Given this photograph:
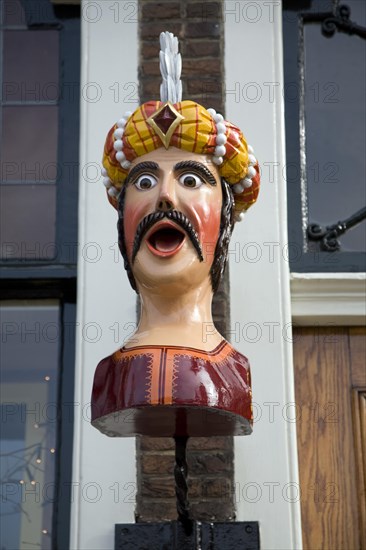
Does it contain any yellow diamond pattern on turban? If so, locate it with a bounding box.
[147,101,184,149]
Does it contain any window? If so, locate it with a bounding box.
[0,0,80,268]
[1,301,60,549]
[0,1,80,548]
[283,0,366,271]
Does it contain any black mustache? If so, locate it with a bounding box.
[132,210,204,262]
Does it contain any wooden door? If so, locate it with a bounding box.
[293,327,366,550]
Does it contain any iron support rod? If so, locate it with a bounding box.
[174,436,192,535]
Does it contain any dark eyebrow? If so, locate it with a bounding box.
[125,161,159,185]
[174,161,217,186]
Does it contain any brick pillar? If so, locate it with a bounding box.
[136,0,235,523]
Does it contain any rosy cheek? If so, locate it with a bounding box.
[123,200,146,261]
[193,201,221,262]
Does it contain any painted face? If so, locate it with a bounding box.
[122,148,223,291]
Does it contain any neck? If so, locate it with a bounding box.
[125,279,222,351]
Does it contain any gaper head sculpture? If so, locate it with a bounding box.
[91,33,260,438]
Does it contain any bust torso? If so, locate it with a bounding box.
[91,340,252,437]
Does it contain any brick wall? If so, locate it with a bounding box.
[138,1,224,111]
[136,0,235,523]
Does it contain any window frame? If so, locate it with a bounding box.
[0,0,80,270]
[0,1,80,547]
[1,280,76,550]
[282,0,366,272]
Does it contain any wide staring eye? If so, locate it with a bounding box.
[179,173,203,188]
[134,174,158,191]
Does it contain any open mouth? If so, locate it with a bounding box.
[146,222,186,257]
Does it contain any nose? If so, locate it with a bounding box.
[157,198,174,212]
[156,173,176,212]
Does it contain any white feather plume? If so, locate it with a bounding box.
[159,31,182,103]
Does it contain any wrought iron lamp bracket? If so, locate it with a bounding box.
[322,4,366,39]
[307,206,366,251]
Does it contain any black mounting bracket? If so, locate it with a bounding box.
[115,520,260,550]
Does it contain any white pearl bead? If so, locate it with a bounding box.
[108,186,119,198]
[216,122,226,134]
[214,113,224,123]
[103,177,111,188]
[248,154,256,165]
[116,151,125,162]
[113,140,123,151]
[243,177,253,188]
[232,182,245,194]
[124,111,132,118]
[216,134,227,145]
[247,166,256,178]
[212,156,223,165]
[207,108,216,117]
[114,128,124,139]
[248,145,254,154]
[121,160,131,170]
[117,118,127,128]
[215,145,226,156]
[238,212,245,222]
[101,167,108,177]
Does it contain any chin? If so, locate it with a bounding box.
[132,250,213,295]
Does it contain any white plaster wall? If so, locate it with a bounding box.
[71,3,139,549]
[225,2,303,549]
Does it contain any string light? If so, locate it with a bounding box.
[19,480,24,484]
[34,423,39,428]
[42,529,48,535]
[50,448,56,454]
[36,458,42,464]
[44,376,50,381]
[31,480,36,485]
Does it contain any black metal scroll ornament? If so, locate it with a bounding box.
[322,4,366,39]
[307,206,366,251]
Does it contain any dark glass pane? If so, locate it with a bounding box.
[3,30,59,102]
[0,301,59,550]
[1,106,58,182]
[0,185,56,260]
[304,2,366,252]
[1,0,27,26]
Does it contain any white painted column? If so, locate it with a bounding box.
[71,3,138,549]
[225,2,303,548]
